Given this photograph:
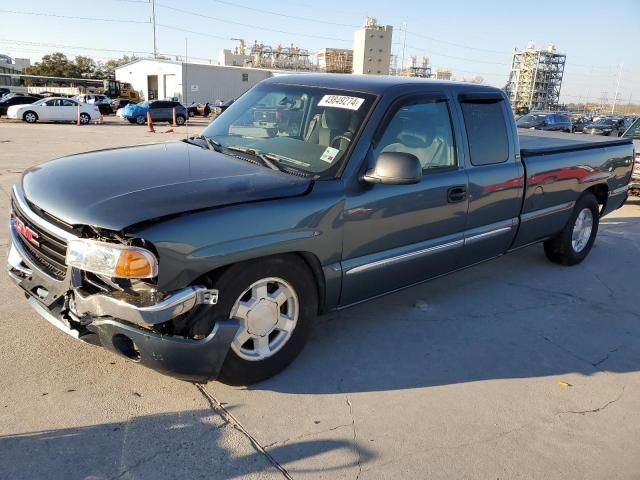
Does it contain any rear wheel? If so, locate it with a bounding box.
[79,113,90,125]
[211,255,317,385]
[135,115,146,125]
[23,111,38,123]
[543,192,599,265]
[175,114,186,126]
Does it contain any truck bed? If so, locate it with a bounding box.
[518,129,632,156]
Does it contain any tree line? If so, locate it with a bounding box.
[24,52,138,79]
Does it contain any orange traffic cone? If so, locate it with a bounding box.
[172,107,177,127]
[147,112,155,133]
[76,104,81,126]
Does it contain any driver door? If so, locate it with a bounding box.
[340,94,468,305]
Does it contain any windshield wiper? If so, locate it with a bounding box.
[225,145,282,172]
[184,135,223,152]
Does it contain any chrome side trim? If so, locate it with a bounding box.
[521,201,575,223]
[12,184,78,242]
[27,297,80,339]
[464,226,514,245]
[345,239,464,276]
[609,185,629,196]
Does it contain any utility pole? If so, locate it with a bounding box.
[401,22,407,75]
[151,0,157,58]
[611,63,623,115]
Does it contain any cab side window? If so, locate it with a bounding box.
[377,100,456,172]
[460,100,509,166]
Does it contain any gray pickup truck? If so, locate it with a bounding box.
[8,75,634,385]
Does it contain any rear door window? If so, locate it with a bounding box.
[460,99,509,166]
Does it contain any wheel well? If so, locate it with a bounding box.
[197,252,327,314]
[585,184,608,214]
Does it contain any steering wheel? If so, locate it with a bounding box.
[331,135,352,149]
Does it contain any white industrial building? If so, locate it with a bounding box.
[352,17,393,75]
[114,58,272,103]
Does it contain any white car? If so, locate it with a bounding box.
[6,97,100,124]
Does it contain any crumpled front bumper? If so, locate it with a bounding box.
[7,220,238,382]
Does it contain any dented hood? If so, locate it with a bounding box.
[21,141,311,231]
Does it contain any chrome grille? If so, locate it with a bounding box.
[11,199,69,281]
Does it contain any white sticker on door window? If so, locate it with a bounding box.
[318,95,365,111]
[320,146,340,163]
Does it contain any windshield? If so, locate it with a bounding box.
[201,84,375,177]
[517,114,546,124]
[623,118,640,140]
[594,118,614,126]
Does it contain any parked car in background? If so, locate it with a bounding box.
[623,117,640,194]
[0,95,42,117]
[571,116,592,133]
[147,100,188,124]
[187,102,211,117]
[6,97,100,124]
[583,117,626,136]
[74,94,113,115]
[0,87,10,98]
[214,99,235,116]
[120,100,188,125]
[516,112,573,133]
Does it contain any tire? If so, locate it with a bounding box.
[135,115,146,125]
[543,192,599,266]
[79,113,90,125]
[127,118,136,124]
[23,111,38,123]
[211,255,317,385]
[175,114,186,126]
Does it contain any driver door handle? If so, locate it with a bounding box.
[447,186,467,203]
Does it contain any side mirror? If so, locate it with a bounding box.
[363,152,422,185]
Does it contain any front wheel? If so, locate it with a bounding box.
[79,113,90,125]
[175,114,186,126]
[23,111,38,123]
[135,115,146,125]
[211,255,317,385]
[543,192,599,265]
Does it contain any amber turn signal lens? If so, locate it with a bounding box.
[115,250,154,278]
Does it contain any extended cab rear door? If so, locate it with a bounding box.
[454,92,524,265]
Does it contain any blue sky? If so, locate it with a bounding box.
[1,0,639,104]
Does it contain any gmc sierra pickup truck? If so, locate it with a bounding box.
[8,75,634,385]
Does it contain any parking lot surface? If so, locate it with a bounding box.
[1,119,639,479]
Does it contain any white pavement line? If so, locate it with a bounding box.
[195,384,294,480]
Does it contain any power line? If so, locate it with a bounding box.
[403,29,508,55]
[0,38,213,63]
[157,24,232,41]
[206,0,358,27]
[155,3,351,42]
[405,43,510,66]
[0,8,150,24]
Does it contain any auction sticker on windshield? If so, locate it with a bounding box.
[318,95,365,111]
[320,146,340,163]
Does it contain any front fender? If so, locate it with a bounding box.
[133,181,345,308]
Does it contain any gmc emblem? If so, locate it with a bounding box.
[14,216,40,247]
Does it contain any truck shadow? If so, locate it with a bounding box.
[0,408,373,480]
[251,215,640,395]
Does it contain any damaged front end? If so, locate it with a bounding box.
[7,185,238,382]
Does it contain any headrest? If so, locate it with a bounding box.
[321,108,351,131]
[397,129,432,148]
